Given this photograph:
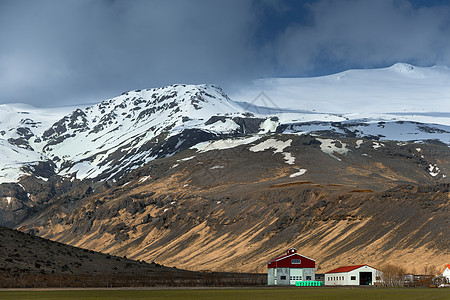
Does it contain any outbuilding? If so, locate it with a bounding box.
[267,248,316,285]
[325,264,381,286]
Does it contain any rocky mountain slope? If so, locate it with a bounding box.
[14,134,450,274]
[0,63,449,275]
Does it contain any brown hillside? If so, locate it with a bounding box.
[10,135,450,274]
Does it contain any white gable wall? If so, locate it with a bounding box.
[325,270,358,285]
[442,266,450,282]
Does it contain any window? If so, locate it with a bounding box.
[306,276,311,281]
[291,259,301,264]
[351,276,356,280]
[290,276,292,280]
[280,276,286,280]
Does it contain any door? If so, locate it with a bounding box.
[359,272,372,285]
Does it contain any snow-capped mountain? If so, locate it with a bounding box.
[35,84,256,180]
[231,63,450,116]
[0,63,449,184]
[0,84,257,183]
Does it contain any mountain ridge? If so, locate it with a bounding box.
[1,65,449,185]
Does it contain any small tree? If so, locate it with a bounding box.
[419,265,438,286]
[432,275,448,286]
[423,265,438,276]
[380,264,406,287]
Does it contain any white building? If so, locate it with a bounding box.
[325,265,382,286]
[441,264,450,283]
[267,248,316,285]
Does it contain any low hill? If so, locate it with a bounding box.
[0,226,264,288]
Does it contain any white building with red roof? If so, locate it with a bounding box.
[441,264,450,283]
[267,248,316,285]
[325,264,382,286]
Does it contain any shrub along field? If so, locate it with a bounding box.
[0,288,448,300]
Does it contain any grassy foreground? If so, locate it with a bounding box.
[0,287,449,300]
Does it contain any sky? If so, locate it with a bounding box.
[0,0,450,107]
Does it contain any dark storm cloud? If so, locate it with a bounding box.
[272,0,450,75]
[0,0,262,106]
[0,0,449,106]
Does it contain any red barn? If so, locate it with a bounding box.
[267,248,316,285]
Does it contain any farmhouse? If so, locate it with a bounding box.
[441,264,450,283]
[267,248,315,285]
[325,265,381,286]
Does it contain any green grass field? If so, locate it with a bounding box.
[0,287,449,300]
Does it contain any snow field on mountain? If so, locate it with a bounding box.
[0,103,76,138]
[282,121,450,144]
[249,139,291,153]
[194,136,259,152]
[258,118,279,133]
[249,138,295,165]
[0,139,44,183]
[316,138,349,161]
[210,165,224,170]
[139,175,151,183]
[428,164,441,177]
[231,63,450,115]
[290,168,307,178]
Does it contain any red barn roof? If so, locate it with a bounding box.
[267,248,315,269]
[268,248,298,262]
[326,265,379,274]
